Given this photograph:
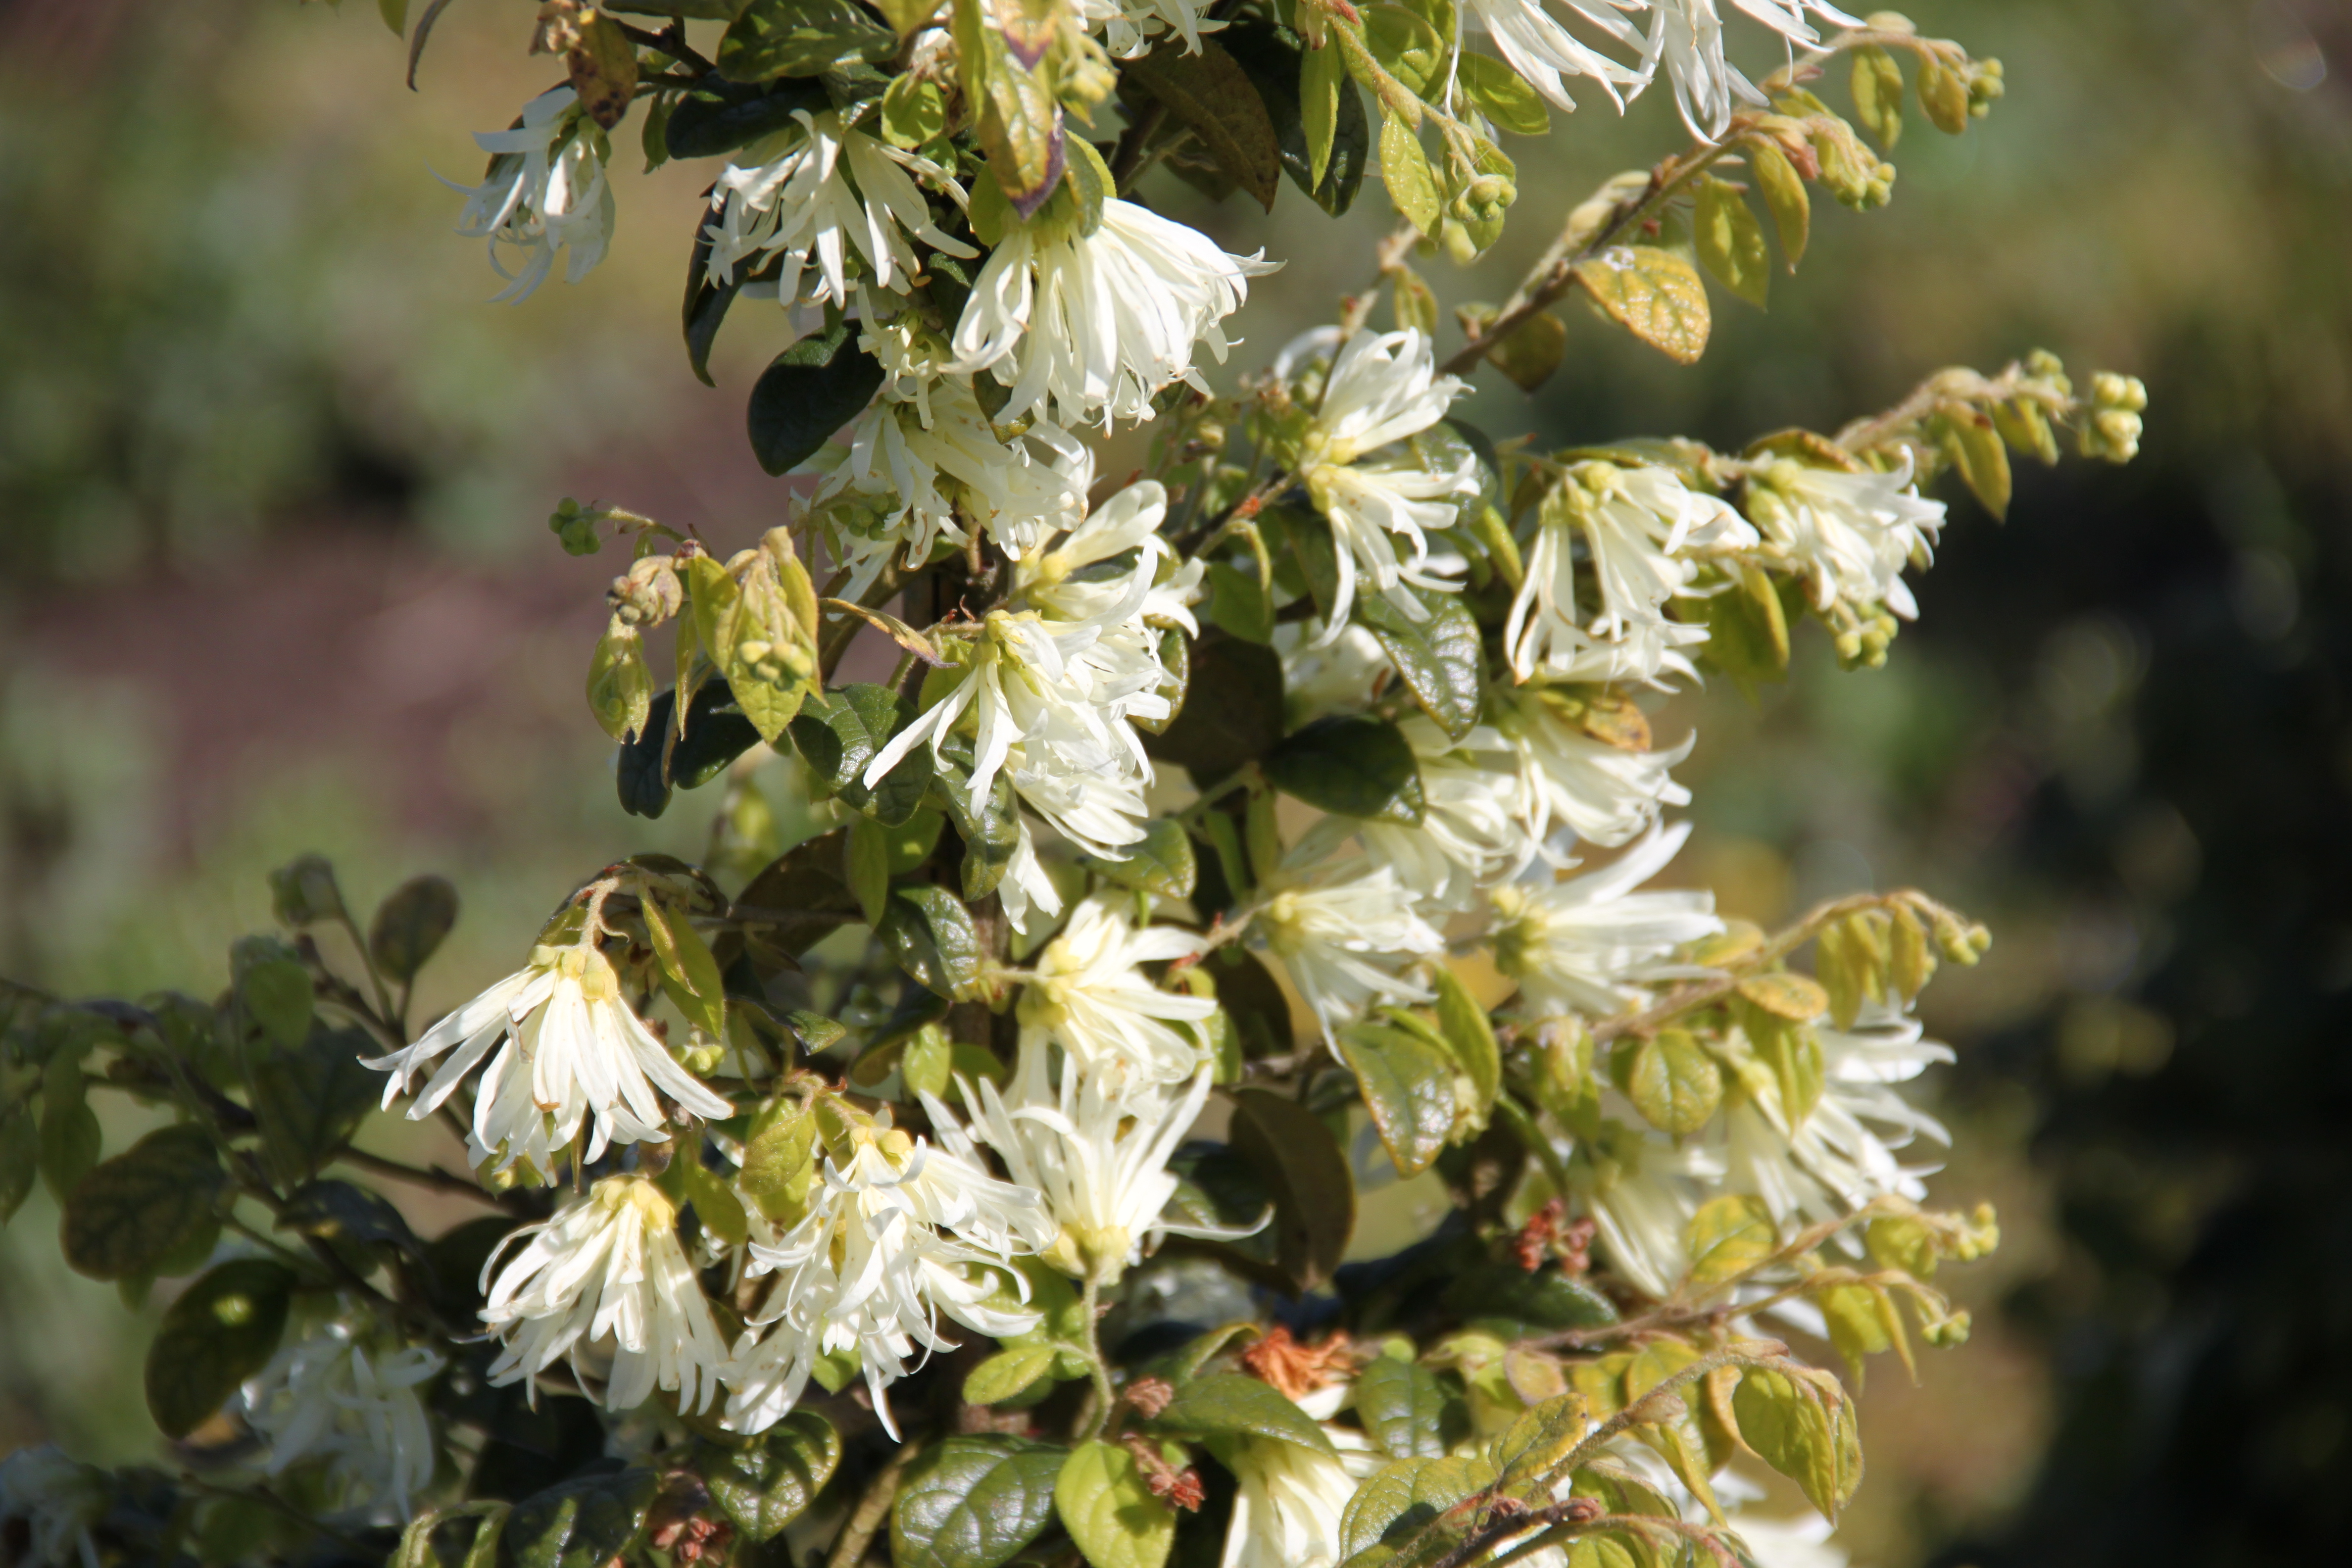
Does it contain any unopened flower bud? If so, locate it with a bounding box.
[268,854,347,928]
[609,556,683,625]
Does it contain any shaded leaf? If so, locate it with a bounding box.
[1143,634,1285,784]
[791,683,934,825]
[747,318,884,475]
[502,1470,660,1568]
[1267,717,1424,825]
[666,71,829,157]
[62,1124,223,1281]
[146,1259,294,1439]
[1128,42,1282,210]
[371,875,460,986]
[1089,817,1197,900]
[250,1026,380,1188]
[718,0,897,82]
[1228,1088,1354,1291]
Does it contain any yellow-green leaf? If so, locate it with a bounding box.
[1429,967,1501,1114]
[1684,1193,1777,1287]
[1849,46,1903,148]
[1379,115,1442,237]
[1917,56,1970,135]
[1622,1029,1722,1136]
[1735,973,1828,1022]
[1944,412,2013,519]
[1747,139,1810,269]
[1057,1441,1175,1568]
[1571,246,1711,365]
[1693,178,1769,310]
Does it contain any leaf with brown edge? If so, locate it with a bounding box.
[568,13,641,130]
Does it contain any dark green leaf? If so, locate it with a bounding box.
[268,853,347,927]
[1210,949,1293,1059]
[747,318,884,476]
[790,684,933,824]
[1336,1021,1457,1177]
[884,886,984,999]
[667,70,831,157]
[931,734,1022,899]
[501,1470,660,1568]
[1150,1372,1334,1455]
[146,1260,294,1439]
[1355,589,1483,741]
[279,1178,422,1257]
[1127,41,1282,211]
[1266,717,1425,825]
[0,1101,36,1224]
[892,1437,1067,1568]
[1228,1087,1354,1291]
[718,0,897,83]
[1143,634,1285,784]
[251,1026,380,1188]
[618,682,766,819]
[61,1124,222,1281]
[1440,1265,1618,1331]
[706,1412,843,1542]
[1356,1354,1469,1459]
[371,875,459,986]
[1201,559,1274,645]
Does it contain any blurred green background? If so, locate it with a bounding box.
[1,2,2346,1565]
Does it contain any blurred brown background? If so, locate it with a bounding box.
[2,3,2347,1565]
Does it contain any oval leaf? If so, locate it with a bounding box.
[895,1436,1067,1568]
[146,1259,294,1439]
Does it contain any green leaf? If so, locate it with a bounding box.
[1152,1372,1335,1454]
[882,72,947,148]
[1142,634,1286,784]
[1128,42,1282,211]
[1620,1029,1722,1136]
[705,1412,842,1543]
[1465,308,1568,393]
[1693,178,1770,310]
[1684,1194,1777,1287]
[1426,968,1501,1114]
[1057,1441,1176,1568]
[668,71,831,157]
[791,684,933,825]
[1355,589,1484,742]
[585,616,653,745]
[1730,1367,1860,1518]
[847,816,894,927]
[146,1259,294,1439]
[718,0,898,82]
[1089,817,1197,900]
[370,875,459,985]
[748,318,884,475]
[1337,1021,1457,1178]
[278,1178,421,1259]
[1748,139,1810,268]
[1743,1007,1827,1127]
[1378,115,1442,237]
[378,0,408,38]
[956,0,1067,217]
[1849,46,1904,147]
[1457,51,1547,135]
[1357,1354,1470,1459]
[1202,558,1274,644]
[1212,949,1294,1060]
[0,1101,36,1224]
[735,828,864,960]
[239,958,313,1051]
[965,1344,1059,1407]
[1362,5,1445,97]
[1698,561,1792,691]
[268,853,348,928]
[1223,25,1369,217]
[62,1125,224,1282]
[250,1026,380,1188]
[1267,717,1425,825]
[1228,1087,1354,1291]
[1337,1454,1497,1561]
[895,1437,1067,1568]
[645,895,728,1040]
[37,1091,100,1205]
[932,737,1023,899]
[502,1470,661,1568]
[739,1104,821,1223]
[1571,246,1711,365]
[1301,37,1343,189]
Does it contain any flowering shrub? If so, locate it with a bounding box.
[0,3,2149,1567]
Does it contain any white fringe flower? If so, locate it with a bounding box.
[1749,455,1947,619]
[1217,1429,1383,1568]
[364,936,733,1176]
[444,86,613,302]
[1494,686,1695,851]
[1461,0,1648,112]
[1640,0,1865,141]
[953,199,1274,429]
[480,1176,732,1415]
[1290,327,1479,636]
[934,1064,1244,1282]
[730,1115,1053,1436]
[1489,821,1722,1017]
[242,1322,442,1521]
[1504,462,1757,681]
[702,110,974,308]
[1255,862,1447,1040]
[0,1447,109,1568]
[1015,893,1218,1085]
